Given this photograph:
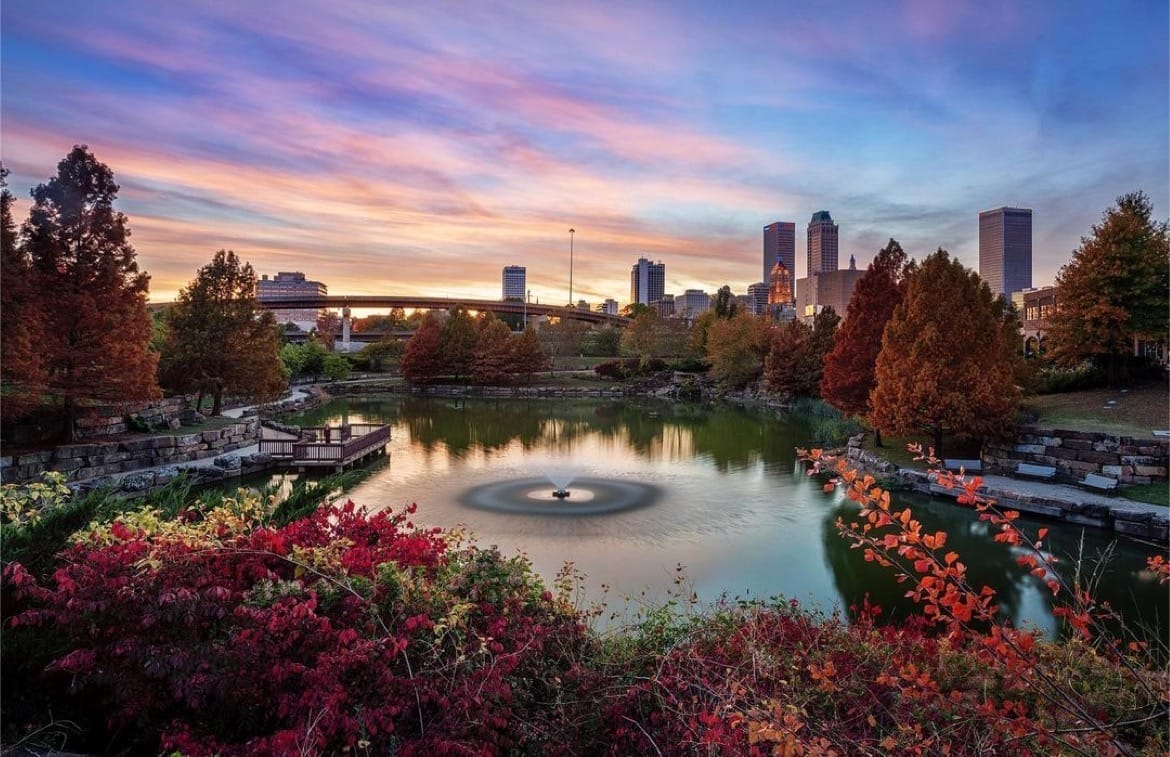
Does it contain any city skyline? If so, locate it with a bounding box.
[2,1,1166,303]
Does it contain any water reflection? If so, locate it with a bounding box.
[285,397,1164,641]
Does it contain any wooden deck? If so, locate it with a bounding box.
[260,423,390,471]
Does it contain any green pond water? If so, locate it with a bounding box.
[282,396,1166,638]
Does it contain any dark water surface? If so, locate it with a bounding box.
[285,396,1166,638]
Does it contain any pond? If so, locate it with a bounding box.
[284,396,1166,638]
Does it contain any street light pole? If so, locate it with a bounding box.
[568,227,575,307]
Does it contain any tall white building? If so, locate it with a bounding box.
[630,257,665,305]
[601,298,619,316]
[502,265,526,301]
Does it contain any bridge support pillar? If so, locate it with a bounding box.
[342,306,352,353]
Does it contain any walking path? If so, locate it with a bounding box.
[974,472,1167,519]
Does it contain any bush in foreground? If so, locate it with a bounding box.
[3,471,1167,755]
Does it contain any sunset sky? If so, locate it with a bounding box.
[2,0,1167,304]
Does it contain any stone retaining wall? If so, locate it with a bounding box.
[1,419,261,485]
[985,428,1169,484]
[75,397,192,439]
[844,446,1169,542]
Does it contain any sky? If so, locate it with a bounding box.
[2,0,1167,305]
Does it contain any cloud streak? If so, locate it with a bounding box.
[2,0,1166,303]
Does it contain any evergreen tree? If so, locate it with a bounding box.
[402,313,444,384]
[1047,191,1169,384]
[713,285,738,318]
[870,249,1020,456]
[160,250,286,415]
[820,241,909,447]
[0,164,47,420]
[22,146,158,439]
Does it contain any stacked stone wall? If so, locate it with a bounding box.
[74,397,191,439]
[1,418,260,485]
[984,428,1168,484]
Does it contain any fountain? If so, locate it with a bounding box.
[546,468,576,500]
[461,472,660,516]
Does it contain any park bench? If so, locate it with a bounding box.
[1078,473,1118,495]
[943,458,982,474]
[1014,462,1057,481]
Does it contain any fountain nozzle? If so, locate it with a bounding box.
[551,489,571,499]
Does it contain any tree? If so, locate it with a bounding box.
[471,317,514,386]
[821,240,909,446]
[764,319,813,398]
[0,164,47,421]
[713,285,738,319]
[512,327,549,384]
[22,146,159,439]
[705,312,770,387]
[807,306,840,390]
[402,313,444,384]
[870,249,1020,456]
[538,317,589,370]
[358,338,404,372]
[160,250,286,415]
[686,311,718,359]
[1047,191,1170,384]
[440,306,478,380]
[620,310,662,362]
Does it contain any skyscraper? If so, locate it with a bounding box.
[630,257,665,305]
[979,207,1032,297]
[807,210,839,274]
[763,221,796,290]
[502,265,526,301]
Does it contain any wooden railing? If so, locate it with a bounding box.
[289,424,391,466]
[259,439,295,458]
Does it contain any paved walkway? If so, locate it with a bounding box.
[973,472,1167,519]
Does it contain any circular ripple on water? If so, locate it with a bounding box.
[460,476,661,516]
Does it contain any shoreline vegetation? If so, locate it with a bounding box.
[3,448,1167,755]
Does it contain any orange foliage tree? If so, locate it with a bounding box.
[870,249,1020,456]
[821,239,907,445]
[471,315,514,386]
[21,147,159,439]
[803,445,1169,754]
[1047,191,1170,384]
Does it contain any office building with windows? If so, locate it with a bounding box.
[679,289,711,318]
[747,282,769,316]
[630,257,666,305]
[257,271,327,332]
[979,207,1032,297]
[763,221,796,293]
[807,210,839,275]
[502,265,526,301]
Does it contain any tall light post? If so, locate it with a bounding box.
[568,227,575,307]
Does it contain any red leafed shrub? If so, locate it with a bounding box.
[3,499,598,755]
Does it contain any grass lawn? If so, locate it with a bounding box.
[1022,382,1169,438]
[1119,483,1170,507]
